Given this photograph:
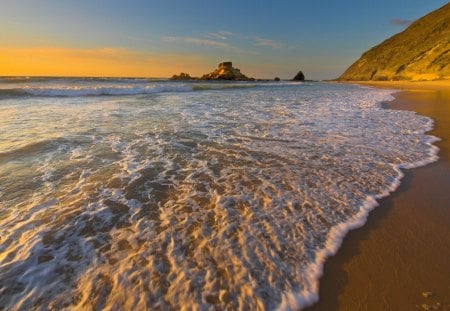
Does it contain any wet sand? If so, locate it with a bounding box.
[307,81,450,310]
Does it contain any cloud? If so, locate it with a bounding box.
[253,37,282,49]
[162,36,228,47]
[390,18,413,26]
[162,34,258,55]
[205,31,233,40]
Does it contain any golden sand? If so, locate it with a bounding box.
[308,82,450,310]
[345,79,450,91]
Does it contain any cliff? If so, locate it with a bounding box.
[339,3,450,81]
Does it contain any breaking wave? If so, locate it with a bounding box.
[0,80,298,99]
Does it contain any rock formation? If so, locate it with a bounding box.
[339,3,450,81]
[170,72,195,80]
[292,71,305,81]
[200,62,254,81]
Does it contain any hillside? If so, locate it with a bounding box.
[339,3,450,81]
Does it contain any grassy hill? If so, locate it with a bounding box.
[339,3,450,81]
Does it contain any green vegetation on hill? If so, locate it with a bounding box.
[339,3,450,81]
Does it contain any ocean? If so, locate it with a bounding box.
[0,77,439,310]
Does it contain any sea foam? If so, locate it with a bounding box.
[0,80,293,98]
[0,81,438,310]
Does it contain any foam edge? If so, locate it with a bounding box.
[278,112,440,311]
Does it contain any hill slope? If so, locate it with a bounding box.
[339,3,450,81]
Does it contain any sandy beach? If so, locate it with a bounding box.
[308,81,450,310]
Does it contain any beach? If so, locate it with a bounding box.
[308,81,450,310]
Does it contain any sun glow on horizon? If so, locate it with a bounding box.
[0,46,214,78]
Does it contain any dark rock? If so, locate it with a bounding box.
[200,62,253,81]
[219,62,233,70]
[170,72,194,80]
[292,71,305,81]
[274,77,281,81]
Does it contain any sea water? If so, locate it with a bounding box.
[0,77,439,310]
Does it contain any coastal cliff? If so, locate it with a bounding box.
[339,2,450,81]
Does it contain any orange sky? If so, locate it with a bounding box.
[1,1,447,79]
[0,46,304,78]
[0,47,213,77]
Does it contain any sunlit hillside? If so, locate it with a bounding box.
[340,3,450,81]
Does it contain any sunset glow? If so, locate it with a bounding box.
[0,47,213,77]
[1,0,447,79]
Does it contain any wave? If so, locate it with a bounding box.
[0,137,69,163]
[0,76,165,84]
[3,82,434,310]
[281,138,440,310]
[0,85,192,98]
[0,89,29,99]
[0,82,295,99]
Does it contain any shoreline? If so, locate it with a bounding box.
[307,81,450,310]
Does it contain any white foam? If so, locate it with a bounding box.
[21,84,193,97]
[0,82,440,310]
[278,90,440,311]
[0,80,302,99]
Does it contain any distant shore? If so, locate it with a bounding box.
[308,80,450,310]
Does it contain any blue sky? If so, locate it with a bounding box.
[1,0,448,78]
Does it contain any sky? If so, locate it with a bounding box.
[0,0,448,79]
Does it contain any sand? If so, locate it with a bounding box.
[307,81,450,310]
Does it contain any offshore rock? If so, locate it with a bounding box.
[292,70,305,81]
[170,72,196,80]
[200,62,254,81]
